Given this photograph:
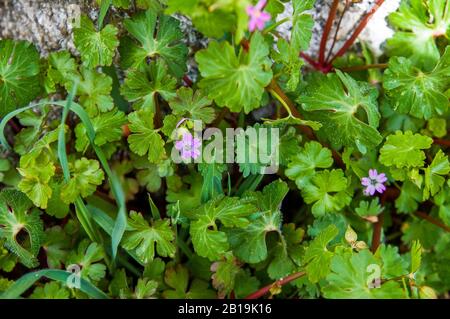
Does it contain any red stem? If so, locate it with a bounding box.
[244,271,306,299]
[300,52,333,73]
[433,138,450,147]
[183,75,193,87]
[325,0,351,63]
[415,211,450,233]
[319,0,340,65]
[371,211,384,252]
[329,0,385,64]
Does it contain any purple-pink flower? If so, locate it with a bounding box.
[175,132,201,160]
[361,169,387,196]
[246,0,271,32]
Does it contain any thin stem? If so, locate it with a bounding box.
[300,52,333,73]
[319,0,340,65]
[329,0,386,64]
[244,271,306,299]
[433,138,450,147]
[264,17,290,35]
[325,0,351,63]
[415,211,450,233]
[266,79,301,118]
[371,211,384,252]
[268,88,293,117]
[339,63,388,72]
[183,75,193,87]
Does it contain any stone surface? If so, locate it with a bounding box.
[0,0,400,59]
[0,0,94,55]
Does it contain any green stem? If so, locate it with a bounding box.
[263,17,290,35]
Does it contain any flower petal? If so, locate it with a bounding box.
[376,173,387,183]
[375,183,386,194]
[361,177,371,186]
[369,169,378,179]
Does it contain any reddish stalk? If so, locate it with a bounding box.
[244,271,306,299]
[415,211,450,233]
[183,75,193,87]
[328,0,386,64]
[300,52,333,73]
[325,0,351,63]
[267,79,315,141]
[433,138,450,147]
[371,211,384,252]
[319,0,340,65]
[8,118,21,133]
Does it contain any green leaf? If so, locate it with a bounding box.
[428,118,447,138]
[61,158,105,204]
[0,40,41,117]
[67,240,106,283]
[395,181,422,214]
[45,51,78,92]
[272,38,304,92]
[128,109,166,164]
[134,156,163,192]
[75,110,127,152]
[42,226,70,269]
[301,169,352,217]
[410,240,422,274]
[423,150,450,199]
[285,141,333,188]
[235,123,279,177]
[211,254,241,298]
[18,160,56,209]
[291,0,315,51]
[322,249,406,298]
[228,180,288,263]
[165,0,248,41]
[375,245,409,279]
[196,32,273,113]
[303,225,338,283]
[299,71,382,152]
[198,161,227,203]
[122,211,176,264]
[355,198,384,217]
[0,189,44,268]
[30,281,70,299]
[387,0,450,70]
[120,10,188,77]
[74,15,119,68]
[379,130,433,168]
[189,196,257,261]
[163,264,216,299]
[68,68,114,116]
[383,48,450,119]
[227,212,281,264]
[121,62,177,111]
[168,87,216,124]
[46,181,70,218]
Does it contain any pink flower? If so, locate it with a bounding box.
[246,0,271,32]
[361,169,387,196]
[175,132,201,160]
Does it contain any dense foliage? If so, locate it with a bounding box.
[0,0,449,299]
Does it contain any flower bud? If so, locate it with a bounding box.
[419,286,437,299]
[345,226,358,244]
[355,241,368,251]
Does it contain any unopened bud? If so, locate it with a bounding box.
[345,226,358,244]
[355,241,368,250]
[419,286,437,299]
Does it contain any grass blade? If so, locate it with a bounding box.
[0,269,108,299]
[0,99,127,260]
